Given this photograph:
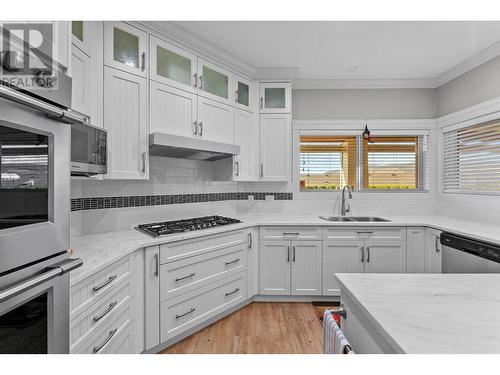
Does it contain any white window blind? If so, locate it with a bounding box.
[299,136,357,190]
[361,136,429,191]
[443,119,500,194]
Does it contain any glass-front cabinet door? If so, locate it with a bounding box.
[259,82,291,114]
[104,22,148,78]
[150,36,198,94]
[198,58,234,105]
[234,75,252,111]
[71,21,90,55]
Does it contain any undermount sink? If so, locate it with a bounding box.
[319,216,355,222]
[319,216,391,222]
[348,216,391,222]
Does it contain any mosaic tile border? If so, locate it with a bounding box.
[71,192,293,212]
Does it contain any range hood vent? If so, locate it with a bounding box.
[149,133,240,161]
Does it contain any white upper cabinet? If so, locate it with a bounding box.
[150,80,197,137]
[197,96,234,144]
[104,66,148,179]
[234,75,252,112]
[71,21,91,55]
[259,113,291,181]
[70,45,91,116]
[234,109,259,181]
[150,36,197,93]
[198,58,234,105]
[104,22,148,78]
[259,82,291,113]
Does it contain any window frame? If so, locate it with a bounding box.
[293,121,433,196]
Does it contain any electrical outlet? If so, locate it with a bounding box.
[265,195,274,201]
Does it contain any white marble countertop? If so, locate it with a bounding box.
[70,213,500,285]
[335,273,500,354]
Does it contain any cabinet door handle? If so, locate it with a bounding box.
[193,73,198,88]
[287,245,290,262]
[199,75,203,90]
[260,163,264,178]
[154,253,159,277]
[193,121,198,135]
[175,307,196,319]
[292,245,296,262]
[225,258,240,266]
[92,328,117,353]
[141,152,146,173]
[225,288,240,297]
[235,89,238,103]
[93,301,117,322]
[260,97,263,109]
[199,122,203,136]
[360,247,365,263]
[93,275,117,292]
[175,273,196,282]
[141,52,146,72]
[366,246,370,263]
[247,233,252,249]
[435,235,441,253]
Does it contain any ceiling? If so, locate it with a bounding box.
[171,21,500,84]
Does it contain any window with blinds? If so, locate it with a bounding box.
[299,134,429,192]
[299,136,357,190]
[361,136,429,190]
[443,119,500,193]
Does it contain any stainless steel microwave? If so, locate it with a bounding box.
[71,122,107,176]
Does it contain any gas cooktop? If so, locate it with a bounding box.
[135,215,242,237]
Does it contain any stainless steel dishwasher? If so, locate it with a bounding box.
[441,232,500,273]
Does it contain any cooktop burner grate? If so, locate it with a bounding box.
[135,215,241,237]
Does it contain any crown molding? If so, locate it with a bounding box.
[138,21,257,78]
[254,67,298,80]
[435,39,500,87]
[292,78,438,89]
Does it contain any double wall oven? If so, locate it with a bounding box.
[0,86,82,353]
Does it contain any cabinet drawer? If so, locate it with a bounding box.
[70,279,131,348]
[160,244,245,301]
[160,230,244,263]
[71,299,132,354]
[70,257,131,317]
[160,272,246,341]
[260,226,322,240]
[324,227,406,241]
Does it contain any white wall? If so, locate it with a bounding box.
[293,89,438,119]
[437,55,500,117]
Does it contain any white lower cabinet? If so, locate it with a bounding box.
[104,66,148,179]
[259,239,322,296]
[322,228,407,295]
[245,228,259,299]
[407,227,426,273]
[425,228,442,273]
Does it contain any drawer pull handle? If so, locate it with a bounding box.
[225,288,240,297]
[175,273,196,282]
[93,301,118,322]
[225,258,240,266]
[93,275,117,292]
[283,232,299,236]
[92,328,117,353]
[356,231,373,234]
[176,307,196,319]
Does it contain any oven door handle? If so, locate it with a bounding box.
[0,258,83,303]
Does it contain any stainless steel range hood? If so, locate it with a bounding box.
[149,133,240,161]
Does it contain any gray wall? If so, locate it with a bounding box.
[292,88,438,119]
[437,54,500,116]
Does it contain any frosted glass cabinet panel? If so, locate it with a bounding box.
[259,82,291,113]
[104,22,148,78]
[198,59,233,105]
[150,36,197,93]
[234,75,252,111]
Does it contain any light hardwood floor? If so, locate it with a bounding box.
[160,302,324,354]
